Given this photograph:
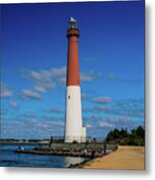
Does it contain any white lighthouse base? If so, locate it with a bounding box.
[65,86,86,143]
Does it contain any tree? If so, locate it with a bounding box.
[136,126,145,139]
[105,126,145,146]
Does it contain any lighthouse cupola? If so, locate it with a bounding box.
[68,17,77,29]
[67,17,80,38]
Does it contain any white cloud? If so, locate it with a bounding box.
[21,89,42,100]
[50,67,66,77]
[24,69,56,88]
[0,82,13,98]
[81,71,102,82]
[50,108,64,113]
[85,123,92,128]
[9,101,18,108]
[99,122,115,128]
[93,96,112,103]
[34,86,47,93]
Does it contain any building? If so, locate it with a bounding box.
[64,17,86,143]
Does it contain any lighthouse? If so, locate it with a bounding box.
[64,17,86,143]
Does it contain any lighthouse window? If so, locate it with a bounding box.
[68,95,70,99]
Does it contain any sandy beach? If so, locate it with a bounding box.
[82,146,145,170]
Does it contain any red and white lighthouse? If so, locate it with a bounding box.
[64,17,86,143]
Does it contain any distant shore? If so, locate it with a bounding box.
[80,146,145,170]
[0,139,49,144]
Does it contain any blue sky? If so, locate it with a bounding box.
[0,1,144,139]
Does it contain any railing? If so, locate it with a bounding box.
[47,136,118,152]
[48,136,106,143]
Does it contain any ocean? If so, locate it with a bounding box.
[0,143,89,168]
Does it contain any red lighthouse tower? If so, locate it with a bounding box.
[64,17,86,143]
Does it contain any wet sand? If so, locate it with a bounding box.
[82,146,145,170]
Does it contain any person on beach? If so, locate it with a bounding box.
[49,136,53,148]
[18,146,24,151]
[104,142,107,155]
[91,150,96,158]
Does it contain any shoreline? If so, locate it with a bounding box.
[13,142,118,158]
[78,145,144,170]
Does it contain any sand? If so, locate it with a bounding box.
[82,146,145,170]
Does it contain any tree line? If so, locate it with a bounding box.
[106,125,145,146]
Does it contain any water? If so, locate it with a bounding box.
[0,143,89,168]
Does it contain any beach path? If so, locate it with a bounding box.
[82,146,145,170]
